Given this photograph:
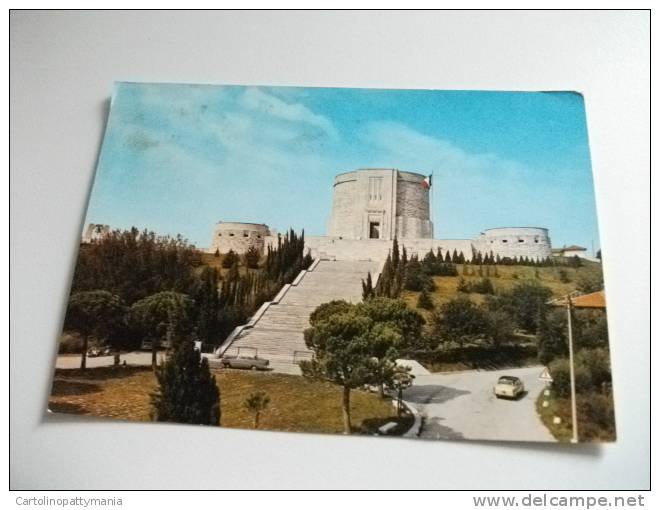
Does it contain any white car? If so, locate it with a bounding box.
[493,375,525,399]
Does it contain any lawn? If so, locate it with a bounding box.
[49,366,412,436]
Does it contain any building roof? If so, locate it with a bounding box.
[561,245,587,251]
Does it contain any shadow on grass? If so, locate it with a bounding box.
[53,365,152,381]
[47,401,88,415]
[50,379,102,397]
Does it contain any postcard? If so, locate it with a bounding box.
[49,83,614,443]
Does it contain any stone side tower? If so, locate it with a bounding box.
[208,222,272,254]
[327,168,433,240]
[473,227,552,261]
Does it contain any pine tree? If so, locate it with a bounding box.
[444,250,452,263]
[151,340,220,425]
[458,251,466,264]
[451,249,459,263]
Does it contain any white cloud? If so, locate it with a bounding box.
[240,87,338,139]
[357,121,527,180]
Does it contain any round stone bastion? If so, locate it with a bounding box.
[474,227,552,260]
[208,222,271,254]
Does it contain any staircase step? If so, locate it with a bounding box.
[218,259,383,374]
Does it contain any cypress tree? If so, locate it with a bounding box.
[362,272,375,301]
[452,249,459,263]
[375,254,394,298]
[151,340,220,425]
[392,238,400,270]
[444,250,452,263]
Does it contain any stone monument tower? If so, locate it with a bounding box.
[327,168,433,240]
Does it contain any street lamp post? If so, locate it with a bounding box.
[565,296,579,443]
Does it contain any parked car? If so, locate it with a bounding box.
[493,375,525,399]
[220,354,270,370]
[87,346,111,357]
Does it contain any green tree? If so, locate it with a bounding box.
[403,258,435,292]
[357,297,425,351]
[483,308,514,347]
[375,254,395,298]
[244,245,261,269]
[65,290,126,370]
[222,249,240,269]
[243,391,270,429]
[430,297,487,347]
[300,304,401,434]
[309,300,355,325]
[387,367,415,416]
[151,340,220,425]
[71,228,200,305]
[361,272,375,301]
[536,308,568,364]
[129,291,194,370]
[192,267,220,345]
[417,289,434,310]
[503,281,553,333]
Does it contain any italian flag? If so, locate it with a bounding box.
[422,174,432,189]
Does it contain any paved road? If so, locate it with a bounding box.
[402,366,555,442]
[55,351,159,369]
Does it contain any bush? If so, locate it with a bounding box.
[576,310,609,349]
[403,261,435,292]
[483,308,514,347]
[576,271,604,293]
[409,343,537,367]
[577,393,616,439]
[431,297,487,346]
[471,278,494,294]
[417,290,434,310]
[549,358,593,398]
[576,347,612,389]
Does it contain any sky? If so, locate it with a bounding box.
[86,82,600,253]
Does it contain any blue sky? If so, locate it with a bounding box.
[86,82,600,252]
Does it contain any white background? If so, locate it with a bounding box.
[9,10,650,489]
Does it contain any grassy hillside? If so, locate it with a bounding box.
[401,261,603,317]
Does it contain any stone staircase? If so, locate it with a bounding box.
[213,259,382,375]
